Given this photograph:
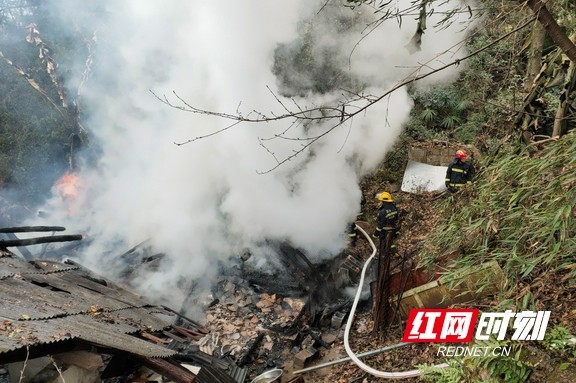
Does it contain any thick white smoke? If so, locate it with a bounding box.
[34,0,476,310]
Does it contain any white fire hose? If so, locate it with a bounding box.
[342,224,449,379]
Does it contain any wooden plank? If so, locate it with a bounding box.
[136,356,197,383]
[141,332,170,344]
[0,226,66,233]
[0,234,82,248]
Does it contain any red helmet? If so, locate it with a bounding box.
[455,149,468,160]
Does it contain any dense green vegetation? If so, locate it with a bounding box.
[421,133,575,303]
[0,59,72,199]
[0,1,88,203]
[360,2,576,380]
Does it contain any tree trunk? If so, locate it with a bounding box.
[515,49,560,138]
[552,58,576,137]
[525,20,546,90]
[525,0,576,63]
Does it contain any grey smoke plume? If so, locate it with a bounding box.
[32,0,476,310]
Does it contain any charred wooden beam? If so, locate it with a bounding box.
[279,243,314,272]
[172,326,202,341]
[173,325,206,339]
[238,332,264,367]
[387,257,414,335]
[119,239,151,259]
[163,330,187,344]
[140,331,171,344]
[310,329,331,349]
[196,365,235,383]
[134,356,196,383]
[62,259,108,286]
[0,234,83,248]
[162,306,209,334]
[373,232,394,337]
[0,226,66,233]
[322,298,352,319]
[247,273,302,296]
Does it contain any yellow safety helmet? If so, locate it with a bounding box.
[376,192,393,202]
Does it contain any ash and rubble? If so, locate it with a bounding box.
[110,228,414,380]
[180,240,375,379]
[0,200,418,382]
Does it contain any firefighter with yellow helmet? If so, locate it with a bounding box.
[373,192,399,240]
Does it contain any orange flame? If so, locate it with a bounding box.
[54,171,83,201]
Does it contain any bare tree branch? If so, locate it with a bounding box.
[151,90,346,123]
[154,15,536,173]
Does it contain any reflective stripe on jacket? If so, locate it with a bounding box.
[376,202,399,232]
[445,159,474,188]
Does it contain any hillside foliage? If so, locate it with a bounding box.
[420,134,575,313]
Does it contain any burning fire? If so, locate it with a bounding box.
[54,171,84,202]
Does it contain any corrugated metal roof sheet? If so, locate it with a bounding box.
[0,314,175,358]
[0,278,76,319]
[0,255,79,279]
[0,315,77,354]
[0,254,178,359]
[29,259,79,273]
[109,307,173,332]
[0,256,39,279]
[52,315,175,358]
[22,273,144,312]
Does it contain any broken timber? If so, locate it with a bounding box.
[238,333,265,367]
[134,356,197,383]
[0,234,83,248]
[372,231,394,336]
[0,226,66,233]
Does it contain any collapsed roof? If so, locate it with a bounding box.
[0,249,210,382]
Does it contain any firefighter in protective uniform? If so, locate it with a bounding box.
[445,149,475,192]
[373,192,399,241]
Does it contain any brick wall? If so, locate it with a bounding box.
[408,141,476,166]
